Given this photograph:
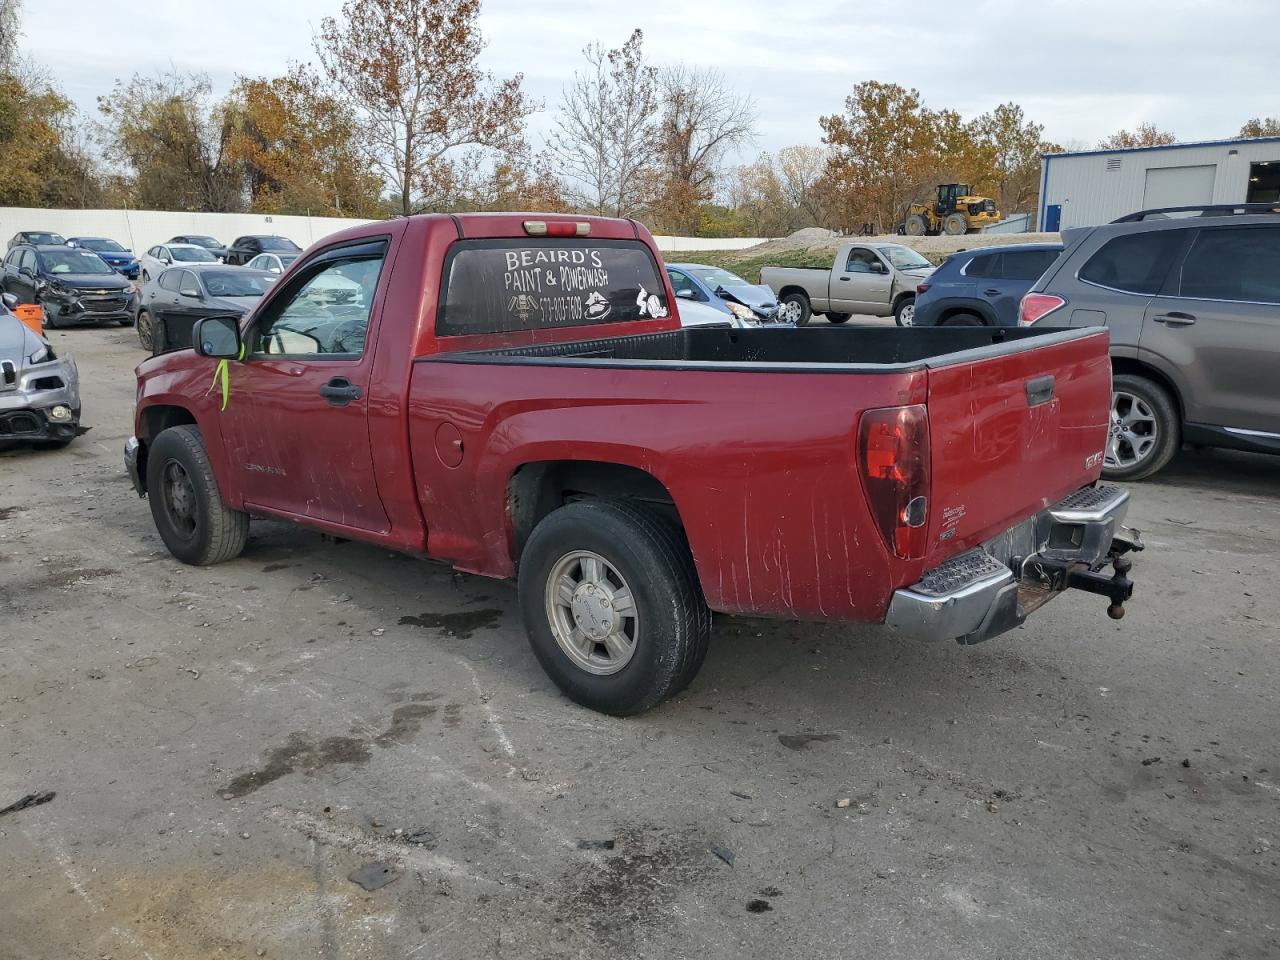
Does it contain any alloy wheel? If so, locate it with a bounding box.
[544,550,639,676]
[1106,391,1159,469]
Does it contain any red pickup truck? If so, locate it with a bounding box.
[126,214,1141,714]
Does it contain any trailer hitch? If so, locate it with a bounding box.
[1031,527,1143,620]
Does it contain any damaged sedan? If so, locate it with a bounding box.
[0,293,80,447]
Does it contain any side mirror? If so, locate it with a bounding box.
[2,291,17,309]
[180,286,203,299]
[163,258,173,265]
[869,262,888,275]
[675,288,695,300]
[192,315,242,359]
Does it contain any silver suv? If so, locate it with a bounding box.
[1020,204,1280,480]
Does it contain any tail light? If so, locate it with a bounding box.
[1019,293,1066,326]
[858,404,930,560]
[916,281,931,294]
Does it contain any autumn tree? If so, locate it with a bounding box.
[225,66,383,217]
[730,145,837,236]
[315,0,534,217]
[0,66,104,207]
[820,81,943,231]
[551,29,658,217]
[1239,117,1280,138]
[98,71,244,211]
[1097,123,1176,149]
[651,65,756,234]
[971,102,1056,214]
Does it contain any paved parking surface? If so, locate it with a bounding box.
[2,326,1278,960]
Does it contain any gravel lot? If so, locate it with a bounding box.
[2,327,1278,960]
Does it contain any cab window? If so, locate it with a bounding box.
[252,243,386,358]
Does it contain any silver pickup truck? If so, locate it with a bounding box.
[762,241,935,326]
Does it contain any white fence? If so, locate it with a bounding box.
[0,206,768,255]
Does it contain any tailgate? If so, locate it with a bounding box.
[924,329,1111,564]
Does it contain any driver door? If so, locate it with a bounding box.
[831,247,891,312]
[221,239,391,533]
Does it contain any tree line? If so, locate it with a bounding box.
[1,0,1276,235]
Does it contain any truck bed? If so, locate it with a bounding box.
[432,325,1100,372]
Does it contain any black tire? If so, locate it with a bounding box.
[517,499,712,716]
[943,213,967,235]
[904,214,928,236]
[825,312,851,324]
[780,291,812,327]
[146,424,248,565]
[40,300,62,330]
[142,270,150,283]
[894,296,916,327]
[136,309,155,352]
[940,312,984,327]
[1101,374,1180,482]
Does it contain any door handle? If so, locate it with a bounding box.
[1151,312,1196,326]
[1025,374,1055,407]
[319,376,362,406]
[838,276,850,282]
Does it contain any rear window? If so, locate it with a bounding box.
[1078,231,1186,295]
[965,253,1000,278]
[1002,249,1061,281]
[1178,225,1280,304]
[438,239,669,336]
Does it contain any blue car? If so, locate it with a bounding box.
[664,262,782,324]
[65,237,140,280]
[913,242,1062,327]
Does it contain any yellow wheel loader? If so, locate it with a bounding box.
[903,184,1002,236]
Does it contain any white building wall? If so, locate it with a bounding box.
[1040,137,1280,229]
[0,206,769,254]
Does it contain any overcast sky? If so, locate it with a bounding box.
[23,0,1278,161]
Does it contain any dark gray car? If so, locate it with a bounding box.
[136,264,276,353]
[1020,204,1280,480]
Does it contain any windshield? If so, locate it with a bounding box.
[26,232,65,245]
[201,271,274,298]
[40,249,115,275]
[172,246,217,263]
[79,238,126,253]
[877,245,933,270]
[261,237,300,251]
[686,266,752,289]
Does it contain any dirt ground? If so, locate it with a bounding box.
[2,327,1278,960]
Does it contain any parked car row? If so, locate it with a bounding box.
[5,231,301,278]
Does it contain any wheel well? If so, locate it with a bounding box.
[892,291,916,310]
[140,404,197,442]
[777,286,809,303]
[1109,358,1185,422]
[508,460,679,560]
[938,305,989,325]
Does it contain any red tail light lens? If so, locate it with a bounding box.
[858,404,931,559]
[1019,293,1066,326]
[916,282,930,294]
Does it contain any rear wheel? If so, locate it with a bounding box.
[894,296,916,327]
[136,309,155,352]
[944,213,968,235]
[517,499,711,716]
[40,299,62,330]
[825,312,851,324]
[1102,374,1180,481]
[146,425,248,565]
[941,312,984,327]
[904,214,928,237]
[779,291,812,326]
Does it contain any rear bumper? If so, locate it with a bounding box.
[886,483,1139,644]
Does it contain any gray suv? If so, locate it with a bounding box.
[1020,204,1280,480]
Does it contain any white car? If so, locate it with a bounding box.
[139,243,218,282]
[246,252,302,275]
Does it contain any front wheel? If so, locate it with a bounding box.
[894,297,916,327]
[944,213,967,235]
[517,500,711,716]
[825,312,851,324]
[778,292,812,326]
[146,424,248,565]
[1101,375,1180,481]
